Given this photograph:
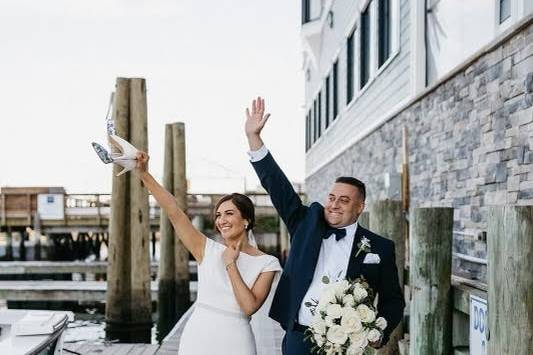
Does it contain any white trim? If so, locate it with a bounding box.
[410,0,426,95]
[359,0,373,12]
[344,9,359,37]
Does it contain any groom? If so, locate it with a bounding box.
[245,98,405,354]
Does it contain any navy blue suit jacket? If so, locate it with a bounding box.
[252,152,405,345]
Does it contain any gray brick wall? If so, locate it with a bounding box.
[306,19,533,282]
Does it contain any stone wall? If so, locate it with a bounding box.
[306,17,533,282]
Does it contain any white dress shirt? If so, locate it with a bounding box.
[297,222,358,326]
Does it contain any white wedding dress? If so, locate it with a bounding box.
[178,238,282,355]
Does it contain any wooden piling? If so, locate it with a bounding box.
[171,123,190,320]
[487,206,533,354]
[157,124,178,341]
[129,78,151,338]
[370,200,404,355]
[409,207,453,355]
[106,78,132,341]
[105,78,151,343]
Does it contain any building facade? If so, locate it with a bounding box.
[301,0,533,281]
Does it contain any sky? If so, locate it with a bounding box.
[0,0,305,194]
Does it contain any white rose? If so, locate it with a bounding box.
[346,344,365,355]
[312,318,327,335]
[352,285,368,302]
[350,330,369,349]
[326,325,349,345]
[375,317,388,330]
[334,280,351,298]
[356,304,376,323]
[342,294,355,307]
[326,303,343,319]
[340,308,363,333]
[325,316,336,327]
[367,328,382,343]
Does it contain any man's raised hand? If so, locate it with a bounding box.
[245,96,271,138]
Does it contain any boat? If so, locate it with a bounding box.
[0,309,73,355]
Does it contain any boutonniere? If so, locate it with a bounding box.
[355,236,371,258]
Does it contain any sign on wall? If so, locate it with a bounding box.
[470,295,488,355]
[37,194,65,220]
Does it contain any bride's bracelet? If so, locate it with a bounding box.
[225,261,236,271]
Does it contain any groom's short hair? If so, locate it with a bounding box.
[335,177,366,201]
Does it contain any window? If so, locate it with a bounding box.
[499,0,510,23]
[318,91,322,138]
[325,75,330,128]
[313,99,318,142]
[333,59,339,120]
[346,30,355,103]
[305,112,310,151]
[302,0,311,24]
[47,195,55,204]
[378,0,391,67]
[360,5,371,88]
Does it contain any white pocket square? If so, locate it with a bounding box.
[363,253,381,264]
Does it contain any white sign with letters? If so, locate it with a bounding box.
[470,295,488,355]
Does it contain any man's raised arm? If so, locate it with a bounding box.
[244,97,306,235]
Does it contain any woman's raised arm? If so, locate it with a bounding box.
[135,151,206,262]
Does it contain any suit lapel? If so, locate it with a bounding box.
[346,225,368,280]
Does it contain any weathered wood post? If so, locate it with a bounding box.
[105,78,151,343]
[157,124,178,341]
[487,206,533,354]
[172,122,190,320]
[409,207,453,355]
[129,78,151,340]
[370,200,404,355]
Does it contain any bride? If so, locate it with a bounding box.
[135,151,282,355]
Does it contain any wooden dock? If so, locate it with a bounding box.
[63,342,159,355]
[0,261,197,275]
[0,280,198,302]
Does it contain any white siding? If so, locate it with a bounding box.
[304,0,412,176]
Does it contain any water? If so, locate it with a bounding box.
[64,315,160,345]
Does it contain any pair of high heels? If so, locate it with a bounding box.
[91,93,139,176]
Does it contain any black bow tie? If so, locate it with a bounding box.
[324,227,347,241]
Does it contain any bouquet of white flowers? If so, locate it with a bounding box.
[305,277,387,355]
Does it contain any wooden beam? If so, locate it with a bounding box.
[409,207,453,355]
[487,206,533,354]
